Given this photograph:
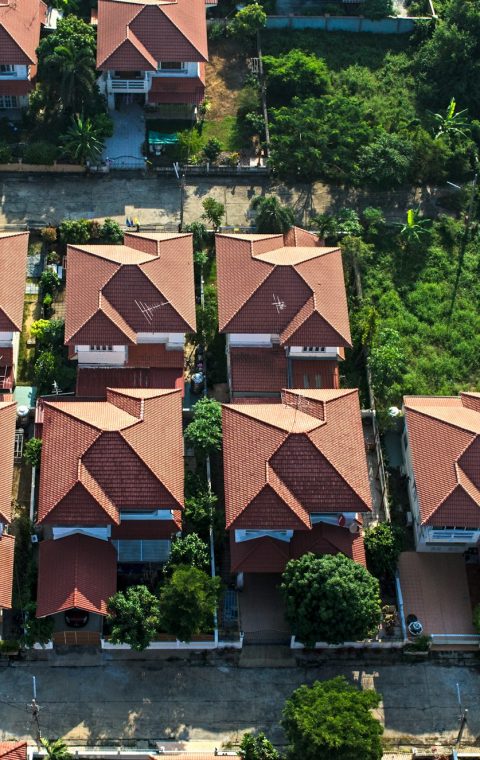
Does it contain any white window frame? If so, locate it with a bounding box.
[0,95,17,109]
[158,62,186,71]
[120,509,173,521]
[89,345,113,351]
[0,65,15,75]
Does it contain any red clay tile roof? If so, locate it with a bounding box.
[65,234,195,345]
[216,231,351,347]
[404,393,480,527]
[97,0,208,71]
[0,533,15,608]
[111,515,181,539]
[76,366,183,398]
[36,534,117,617]
[0,232,28,332]
[223,388,371,530]
[0,79,33,95]
[0,400,16,523]
[0,742,27,760]
[230,523,365,573]
[230,346,287,394]
[0,1,45,65]
[148,74,205,105]
[38,388,184,525]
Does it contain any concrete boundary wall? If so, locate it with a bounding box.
[0,162,84,174]
[265,15,423,33]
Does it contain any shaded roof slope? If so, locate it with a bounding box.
[223,388,371,529]
[65,233,195,344]
[97,0,208,70]
[0,0,45,65]
[0,232,29,332]
[216,230,351,346]
[0,533,15,609]
[0,744,26,760]
[0,400,16,523]
[404,393,480,526]
[38,388,184,524]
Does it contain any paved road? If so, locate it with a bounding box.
[0,175,427,230]
[0,657,479,751]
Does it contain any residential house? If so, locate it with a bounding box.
[222,388,371,579]
[0,0,46,112]
[64,232,195,398]
[0,232,29,391]
[216,228,352,400]
[0,743,28,760]
[402,392,480,551]
[0,399,16,613]
[35,387,184,629]
[96,0,208,114]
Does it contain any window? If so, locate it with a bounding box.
[159,62,185,71]
[302,346,326,353]
[89,345,113,351]
[0,95,17,109]
[0,65,14,75]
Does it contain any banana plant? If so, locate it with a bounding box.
[399,208,431,243]
[428,97,471,141]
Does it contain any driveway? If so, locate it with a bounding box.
[0,658,479,751]
[103,104,146,169]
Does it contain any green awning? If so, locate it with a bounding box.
[148,130,179,146]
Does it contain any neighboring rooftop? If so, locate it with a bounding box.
[216,228,351,347]
[37,387,184,525]
[65,232,196,345]
[404,392,480,527]
[222,388,372,531]
[0,742,27,760]
[0,0,46,65]
[0,399,16,523]
[0,232,29,333]
[97,0,208,71]
[0,533,15,609]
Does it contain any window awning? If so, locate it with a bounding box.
[36,534,117,617]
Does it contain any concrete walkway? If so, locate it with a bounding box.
[102,104,145,169]
[0,175,432,230]
[0,658,479,750]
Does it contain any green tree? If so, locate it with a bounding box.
[37,16,98,116]
[40,269,61,296]
[364,523,404,581]
[184,488,218,540]
[251,195,295,233]
[31,318,64,351]
[201,197,225,230]
[22,601,54,647]
[281,553,382,646]
[282,677,383,760]
[229,4,267,38]
[311,209,362,243]
[239,733,279,760]
[40,739,73,760]
[167,533,210,571]
[356,132,413,187]
[34,351,57,393]
[203,137,223,162]
[363,0,394,18]
[60,115,105,165]
[263,49,331,103]
[184,221,209,252]
[184,397,223,456]
[24,438,42,468]
[59,218,91,245]
[101,218,123,244]
[369,327,406,405]
[107,586,161,652]
[159,565,221,642]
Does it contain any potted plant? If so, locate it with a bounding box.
[404,634,431,657]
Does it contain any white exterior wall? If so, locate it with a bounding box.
[235,529,293,543]
[76,346,126,366]
[52,527,111,541]
[228,333,274,347]
[120,510,173,521]
[150,62,199,80]
[402,422,480,552]
[0,64,29,80]
[288,346,338,358]
[0,331,14,345]
[136,332,184,348]
[101,63,200,104]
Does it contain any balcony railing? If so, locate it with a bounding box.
[109,79,148,91]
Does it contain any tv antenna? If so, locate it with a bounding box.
[272,294,286,313]
[51,380,62,395]
[27,676,41,742]
[135,299,169,324]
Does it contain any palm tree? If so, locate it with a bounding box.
[398,208,431,244]
[250,195,295,234]
[428,97,471,141]
[41,42,96,114]
[40,739,72,760]
[60,115,105,165]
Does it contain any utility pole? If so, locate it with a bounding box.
[27,677,41,742]
[447,157,478,321]
[256,30,270,157]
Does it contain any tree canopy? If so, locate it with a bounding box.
[239,733,279,760]
[184,397,223,456]
[159,565,221,642]
[364,523,404,581]
[282,677,383,760]
[107,586,161,651]
[281,553,382,645]
[251,195,295,233]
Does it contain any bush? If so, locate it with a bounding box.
[40,269,61,296]
[0,142,12,163]
[177,128,203,163]
[24,141,57,165]
[228,4,267,38]
[0,639,20,653]
[159,565,222,642]
[34,350,56,392]
[41,226,57,244]
[239,733,279,760]
[363,0,395,18]
[364,523,404,580]
[94,112,114,139]
[100,218,123,244]
[24,438,42,468]
[203,137,223,163]
[356,132,413,187]
[22,602,54,648]
[263,49,331,103]
[58,218,91,245]
[167,533,210,572]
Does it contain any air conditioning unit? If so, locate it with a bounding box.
[31,534,39,544]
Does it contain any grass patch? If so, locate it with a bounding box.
[202,116,242,152]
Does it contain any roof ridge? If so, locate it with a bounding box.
[407,405,479,436]
[0,21,35,64]
[97,3,144,67]
[79,461,121,524]
[267,465,311,527]
[125,24,158,68]
[100,292,137,343]
[221,263,272,333]
[118,428,183,509]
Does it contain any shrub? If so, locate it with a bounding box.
[100,218,123,244]
[34,349,56,391]
[167,533,210,572]
[364,522,404,580]
[22,602,54,648]
[239,733,279,760]
[177,128,203,162]
[0,639,20,653]
[40,269,61,295]
[363,0,395,18]
[0,142,12,163]
[24,438,42,468]
[203,137,223,163]
[159,565,222,642]
[24,141,57,165]
[107,586,162,651]
[356,132,413,187]
[94,112,114,139]
[41,226,57,244]
[228,4,267,38]
[58,218,91,245]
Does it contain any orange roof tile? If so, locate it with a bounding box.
[0,742,27,760]
[216,231,351,347]
[65,235,195,345]
[0,400,16,523]
[223,388,371,530]
[0,1,45,65]
[404,394,480,526]
[0,533,15,608]
[38,388,184,524]
[36,534,117,617]
[0,232,28,332]
[97,0,208,70]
